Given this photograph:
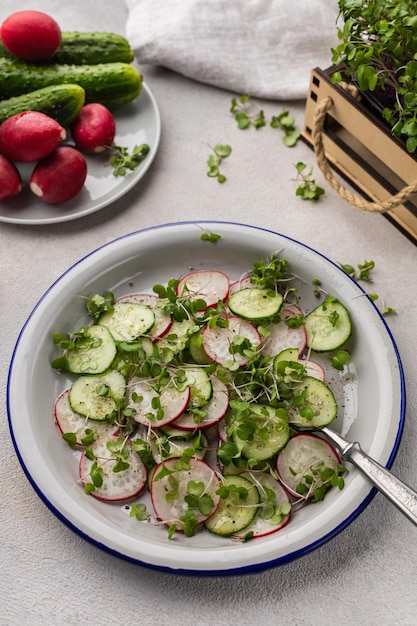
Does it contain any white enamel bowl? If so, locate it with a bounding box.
[7,221,405,575]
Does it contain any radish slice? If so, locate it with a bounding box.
[79,435,147,501]
[150,457,221,530]
[149,430,209,464]
[262,308,307,357]
[176,270,229,310]
[117,293,172,340]
[228,275,253,294]
[301,359,325,381]
[202,316,261,367]
[233,471,291,538]
[276,433,342,498]
[54,389,118,445]
[171,376,229,430]
[127,376,190,427]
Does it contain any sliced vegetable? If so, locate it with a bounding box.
[65,324,117,375]
[305,299,352,352]
[228,287,283,321]
[69,370,126,421]
[204,474,260,536]
[286,376,337,428]
[276,433,343,500]
[54,389,118,446]
[202,316,261,367]
[176,269,229,310]
[98,301,155,342]
[79,434,147,501]
[127,375,190,427]
[151,457,221,532]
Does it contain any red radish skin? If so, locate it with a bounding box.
[0,111,66,162]
[30,146,87,204]
[0,11,62,61]
[70,103,116,154]
[0,154,22,200]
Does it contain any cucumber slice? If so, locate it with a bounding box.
[189,331,213,365]
[54,389,118,445]
[228,287,283,321]
[287,376,337,428]
[231,404,290,462]
[233,471,291,538]
[183,366,213,408]
[204,474,260,536]
[305,299,352,352]
[156,318,199,356]
[98,302,155,342]
[66,324,116,374]
[69,370,126,421]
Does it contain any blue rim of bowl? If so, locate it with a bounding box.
[6,220,406,577]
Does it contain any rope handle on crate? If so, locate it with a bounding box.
[312,83,417,213]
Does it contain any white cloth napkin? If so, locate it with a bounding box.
[125,0,339,100]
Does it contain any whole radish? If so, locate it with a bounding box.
[70,103,116,153]
[0,111,66,162]
[0,154,22,200]
[0,11,62,61]
[30,146,87,204]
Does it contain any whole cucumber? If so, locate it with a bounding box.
[0,32,134,64]
[0,58,142,108]
[0,84,85,127]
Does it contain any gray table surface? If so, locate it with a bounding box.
[1,2,417,625]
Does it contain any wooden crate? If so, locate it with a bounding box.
[301,66,417,245]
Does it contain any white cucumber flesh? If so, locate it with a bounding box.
[117,293,172,340]
[99,301,155,342]
[66,324,116,375]
[228,287,283,321]
[204,474,260,536]
[69,370,126,421]
[287,376,337,428]
[305,300,352,352]
[54,389,118,444]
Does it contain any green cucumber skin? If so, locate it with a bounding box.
[0,58,142,108]
[0,84,85,127]
[0,32,134,65]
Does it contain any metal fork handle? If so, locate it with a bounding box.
[337,438,417,526]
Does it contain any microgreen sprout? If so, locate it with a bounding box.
[331,349,351,371]
[270,110,301,147]
[109,143,150,177]
[200,231,221,244]
[206,144,232,183]
[293,162,325,200]
[339,260,375,281]
[230,95,266,130]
